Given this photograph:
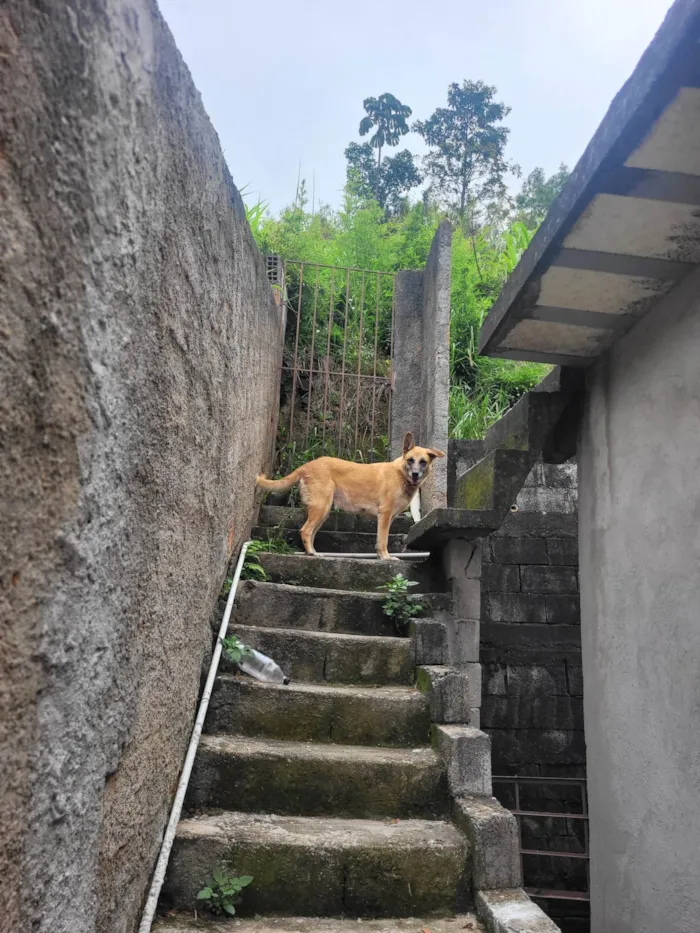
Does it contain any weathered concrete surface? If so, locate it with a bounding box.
[453,796,521,891]
[476,889,561,933]
[163,810,469,917]
[187,735,449,819]
[233,580,449,636]
[153,915,485,933]
[207,676,431,747]
[257,551,439,592]
[391,222,452,512]
[432,725,492,797]
[225,624,416,685]
[579,264,700,932]
[0,2,282,932]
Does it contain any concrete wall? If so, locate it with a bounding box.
[0,3,282,932]
[579,265,700,933]
[391,221,452,511]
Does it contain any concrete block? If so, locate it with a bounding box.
[515,486,577,514]
[453,796,522,890]
[546,537,579,566]
[506,663,568,698]
[484,593,548,624]
[491,536,548,565]
[450,618,480,664]
[545,595,580,625]
[475,888,562,933]
[521,566,578,595]
[566,662,583,696]
[452,576,481,619]
[443,538,482,580]
[483,663,507,696]
[432,724,491,796]
[484,563,521,593]
[469,707,481,730]
[417,665,477,722]
[412,618,448,665]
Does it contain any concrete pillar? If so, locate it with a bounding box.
[391,221,452,513]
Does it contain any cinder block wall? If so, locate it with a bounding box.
[1,3,283,932]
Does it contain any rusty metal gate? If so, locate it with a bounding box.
[269,257,396,474]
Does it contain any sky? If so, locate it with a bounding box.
[159,0,673,214]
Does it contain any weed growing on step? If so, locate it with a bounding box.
[241,537,297,582]
[196,865,253,917]
[220,633,252,665]
[378,573,424,635]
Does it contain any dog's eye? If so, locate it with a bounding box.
[407,457,415,465]
[419,458,427,466]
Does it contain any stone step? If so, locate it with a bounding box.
[252,526,407,554]
[162,810,470,918]
[206,676,431,747]
[258,505,414,535]
[232,581,449,637]
[257,551,440,593]
[224,624,415,686]
[186,735,449,819]
[154,915,484,932]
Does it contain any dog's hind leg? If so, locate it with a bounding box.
[299,490,333,556]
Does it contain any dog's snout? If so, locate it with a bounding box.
[411,471,420,482]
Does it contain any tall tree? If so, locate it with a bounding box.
[358,93,413,197]
[414,80,518,225]
[345,142,422,213]
[515,163,570,227]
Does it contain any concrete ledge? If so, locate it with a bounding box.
[417,665,479,722]
[475,889,561,933]
[453,796,521,890]
[431,724,491,796]
[406,508,501,549]
[412,618,448,664]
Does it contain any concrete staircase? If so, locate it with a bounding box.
[152,504,558,933]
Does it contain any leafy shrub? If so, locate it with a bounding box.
[196,866,253,917]
[378,573,424,635]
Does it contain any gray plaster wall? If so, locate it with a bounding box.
[0,3,282,933]
[579,265,700,933]
[391,222,452,511]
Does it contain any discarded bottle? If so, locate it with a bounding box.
[239,648,290,685]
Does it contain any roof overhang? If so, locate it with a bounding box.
[479,0,700,366]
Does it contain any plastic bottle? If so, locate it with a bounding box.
[239,648,290,685]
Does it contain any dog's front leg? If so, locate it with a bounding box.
[376,511,398,561]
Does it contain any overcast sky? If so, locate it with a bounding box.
[159,0,673,214]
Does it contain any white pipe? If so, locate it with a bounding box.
[138,541,251,933]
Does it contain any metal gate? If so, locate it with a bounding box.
[269,258,396,474]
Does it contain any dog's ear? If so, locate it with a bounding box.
[426,448,446,461]
[402,432,415,455]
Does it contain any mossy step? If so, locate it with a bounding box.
[257,552,439,593]
[206,676,431,748]
[162,810,470,918]
[232,581,450,637]
[258,505,413,535]
[252,526,407,554]
[154,914,484,932]
[186,735,449,819]
[223,624,415,686]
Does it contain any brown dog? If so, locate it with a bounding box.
[256,433,445,559]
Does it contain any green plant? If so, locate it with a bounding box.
[220,633,252,665]
[378,573,424,635]
[241,545,268,581]
[196,865,253,917]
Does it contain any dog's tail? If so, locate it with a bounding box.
[256,468,303,492]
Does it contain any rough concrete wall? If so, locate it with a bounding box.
[579,266,700,933]
[419,220,452,511]
[0,3,282,933]
[390,271,423,456]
